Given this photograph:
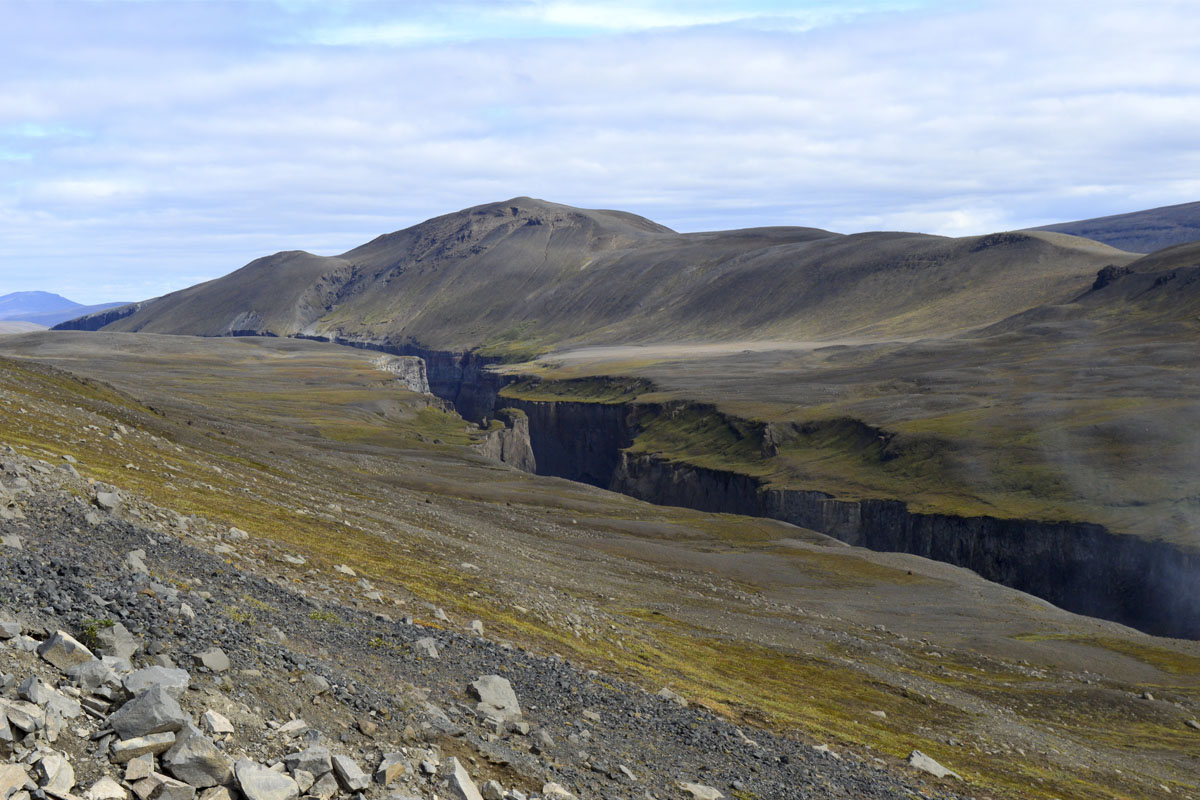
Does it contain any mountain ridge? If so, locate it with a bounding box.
[54,197,1135,353]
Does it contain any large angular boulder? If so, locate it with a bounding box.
[330,756,368,793]
[163,724,233,788]
[95,621,139,661]
[468,675,521,722]
[283,746,330,777]
[235,760,298,800]
[443,758,483,800]
[124,667,191,698]
[38,630,96,671]
[109,686,190,740]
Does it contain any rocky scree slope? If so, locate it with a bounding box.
[0,449,967,800]
[56,198,1130,351]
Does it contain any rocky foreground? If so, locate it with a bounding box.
[0,447,966,800]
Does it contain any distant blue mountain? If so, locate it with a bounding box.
[0,291,129,327]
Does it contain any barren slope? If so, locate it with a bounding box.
[63,198,1132,353]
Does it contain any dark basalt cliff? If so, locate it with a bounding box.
[435,370,1200,640]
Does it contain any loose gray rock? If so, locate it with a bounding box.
[126,754,156,782]
[112,732,178,762]
[307,772,337,800]
[443,758,483,800]
[163,724,233,788]
[234,760,298,800]
[144,773,196,800]
[468,675,521,722]
[678,784,722,800]
[0,764,27,800]
[374,754,406,786]
[35,753,75,796]
[95,621,139,661]
[481,780,504,800]
[68,659,122,691]
[907,750,960,780]
[201,710,234,736]
[0,535,20,549]
[108,686,190,739]
[85,776,128,800]
[126,549,149,575]
[412,637,439,659]
[38,630,96,671]
[124,667,191,698]
[540,783,578,800]
[331,755,368,793]
[0,620,20,639]
[657,687,688,707]
[95,492,121,511]
[194,648,230,673]
[283,746,330,777]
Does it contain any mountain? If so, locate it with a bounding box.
[1032,199,1200,253]
[0,291,80,319]
[0,290,128,327]
[56,197,1133,353]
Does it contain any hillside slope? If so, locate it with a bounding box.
[1032,200,1200,253]
[59,197,1134,353]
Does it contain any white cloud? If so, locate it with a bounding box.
[0,0,1199,303]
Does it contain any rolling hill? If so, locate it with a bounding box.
[1032,200,1200,253]
[56,197,1134,354]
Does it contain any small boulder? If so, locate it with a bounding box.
[112,732,178,763]
[234,760,298,800]
[330,755,368,793]
[412,637,439,658]
[36,753,75,796]
[657,686,688,707]
[86,776,129,800]
[108,686,190,739]
[201,710,234,736]
[95,492,121,512]
[38,630,96,671]
[0,764,28,800]
[468,675,521,722]
[907,750,960,780]
[283,746,330,777]
[374,754,406,786]
[679,784,722,800]
[194,649,230,673]
[124,667,191,698]
[95,622,139,661]
[163,724,233,788]
[443,758,482,800]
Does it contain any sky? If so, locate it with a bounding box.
[2,0,1200,304]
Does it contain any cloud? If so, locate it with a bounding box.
[0,0,1198,303]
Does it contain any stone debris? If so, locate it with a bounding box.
[468,675,521,722]
[656,686,688,707]
[412,637,438,659]
[330,755,368,793]
[37,630,95,671]
[193,649,230,673]
[85,776,128,800]
[108,686,189,739]
[162,724,233,787]
[234,759,299,800]
[907,749,960,780]
[442,758,482,800]
[200,710,233,736]
[679,783,723,800]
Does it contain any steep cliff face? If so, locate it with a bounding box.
[372,355,431,394]
[475,408,537,473]
[499,397,635,487]
[613,451,1200,639]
